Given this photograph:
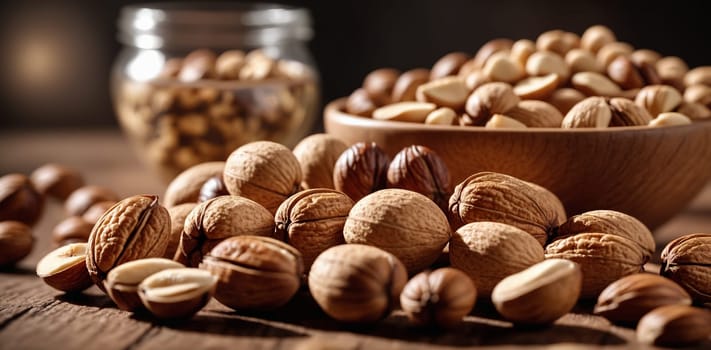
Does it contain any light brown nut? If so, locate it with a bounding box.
[65,185,119,217]
[545,233,648,299]
[0,221,34,266]
[546,88,586,115]
[562,97,611,128]
[86,195,170,289]
[512,74,559,100]
[345,88,377,117]
[0,173,44,226]
[525,51,570,81]
[425,107,457,125]
[343,189,450,274]
[608,97,654,126]
[450,222,545,297]
[82,201,117,225]
[391,68,430,102]
[565,49,603,73]
[597,41,633,69]
[214,50,245,80]
[482,52,525,83]
[492,259,582,324]
[661,234,711,304]
[676,102,711,120]
[636,305,711,347]
[571,72,622,97]
[363,68,400,105]
[536,30,579,56]
[200,236,303,310]
[607,56,661,90]
[386,145,451,211]
[30,163,85,200]
[52,216,94,247]
[463,70,492,91]
[105,258,184,311]
[463,82,520,126]
[656,56,688,90]
[416,76,469,110]
[400,267,477,328]
[238,49,275,80]
[308,244,407,323]
[448,172,565,245]
[649,112,692,127]
[176,196,274,267]
[178,49,216,82]
[372,102,437,123]
[555,210,655,256]
[223,141,302,214]
[684,66,711,87]
[165,203,196,259]
[594,273,691,325]
[333,142,390,202]
[630,49,662,67]
[683,84,711,106]
[275,189,353,270]
[506,100,563,128]
[36,242,92,292]
[162,162,225,208]
[485,114,527,129]
[138,268,217,319]
[581,25,616,53]
[635,85,683,116]
[293,134,348,190]
[510,39,536,69]
[471,39,514,70]
[430,52,470,80]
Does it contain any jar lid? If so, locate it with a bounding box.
[118,2,313,49]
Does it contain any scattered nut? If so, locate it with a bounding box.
[52,216,94,247]
[649,112,692,127]
[636,305,711,347]
[483,52,525,83]
[607,56,660,90]
[292,134,348,190]
[565,49,603,73]
[561,96,611,128]
[386,145,451,211]
[525,51,570,81]
[635,85,682,116]
[105,258,184,311]
[571,72,622,97]
[30,163,85,200]
[333,142,390,202]
[0,173,44,226]
[0,221,34,266]
[661,234,711,304]
[81,201,117,225]
[608,97,654,126]
[463,82,520,126]
[36,242,92,292]
[138,268,217,319]
[162,161,225,208]
[416,76,469,110]
[509,39,536,68]
[65,185,119,217]
[512,74,559,100]
[372,101,437,123]
[536,30,578,56]
[505,100,564,127]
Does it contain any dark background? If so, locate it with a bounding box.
[1,0,710,130]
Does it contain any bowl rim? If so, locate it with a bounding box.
[325,97,709,135]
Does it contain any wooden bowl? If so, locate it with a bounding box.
[324,98,711,230]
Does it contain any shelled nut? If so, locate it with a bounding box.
[363,68,399,105]
[105,258,184,311]
[138,268,217,319]
[416,77,469,110]
[372,102,437,123]
[635,85,682,116]
[463,82,520,126]
[649,112,692,127]
[392,68,430,102]
[505,100,563,127]
[485,114,527,129]
[636,305,711,347]
[431,52,469,80]
[36,243,92,292]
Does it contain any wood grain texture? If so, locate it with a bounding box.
[1,130,711,350]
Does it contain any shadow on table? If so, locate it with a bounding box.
[55,288,114,308]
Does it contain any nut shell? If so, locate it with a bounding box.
[333,142,390,202]
[0,173,44,226]
[163,161,225,207]
[386,145,451,211]
[636,305,711,347]
[292,134,348,190]
[36,243,92,292]
[65,185,119,217]
[52,216,94,247]
[661,233,711,304]
[0,221,34,266]
[463,82,519,126]
[30,163,85,200]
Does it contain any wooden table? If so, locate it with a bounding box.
[1,130,710,350]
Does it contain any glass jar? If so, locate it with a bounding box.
[112,3,318,181]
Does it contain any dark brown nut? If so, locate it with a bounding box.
[562,96,611,128]
[163,162,225,208]
[448,172,566,246]
[525,51,570,81]
[0,221,33,266]
[363,68,400,105]
[165,203,196,260]
[581,25,617,53]
[684,66,711,87]
[86,195,171,289]
[430,52,470,80]
[565,49,603,73]
[485,114,528,129]
[676,101,711,120]
[200,236,303,310]
[197,176,229,203]
[509,39,536,69]
[416,76,469,110]
[176,196,274,267]
[391,68,430,102]
[656,56,688,91]
[344,189,451,274]
[630,49,661,67]
[492,259,582,325]
[81,201,117,225]
[637,305,711,347]
[471,38,514,70]
[400,267,477,328]
[333,142,390,202]
[224,141,302,214]
[635,85,682,116]
[594,273,692,325]
[345,88,377,117]
[607,56,661,90]
[214,50,245,79]
[386,145,451,211]
[505,100,564,128]
[65,185,119,217]
[545,233,648,299]
[608,97,654,126]
[292,134,348,190]
[178,49,216,82]
[105,258,184,311]
[275,189,353,269]
[238,49,275,80]
[555,210,655,256]
[308,244,408,322]
[546,88,586,114]
[649,112,692,127]
[463,82,520,126]
[536,30,579,56]
[661,234,711,304]
[30,163,85,200]
[450,222,545,297]
[571,72,622,97]
[683,84,711,106]
[512,74,560,100]
[138,268,217,319]
[158,58,182,78]
[36,243,92,292]
[0,173,44,226]
[52,216,94,247]
[482,52,525,83]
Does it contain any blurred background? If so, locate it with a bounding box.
[0,0,709,130]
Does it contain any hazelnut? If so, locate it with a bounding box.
[505,100,563,128]
[463,82,520,126]
[363,68,400,105]
[200,236,303,310]
[391,68,430,102]
[661,234,711,304]
[292,134,348,190]
[372,102,437,123]
[343,189,451,274]
[425,107,457,125]
[400,267,477,328]
[0,221,34,266]
[594,273,692,325]
[138,268,217,319]
[0,173,44,226]
[176,196,274,267]
[484,114,527,129]
[165,203,196,259]
[81,201,117,225]
[105,258,185,311]
[450,222,545,297]
[214,50,245,80]
[275,189,353,269]
[482,52,525,83]
[512,73,560,100]
[224,141,301,214]
[345,88,377,117]
[163,161,225,208]
[36,243,92,292]
[430,52,469,80]
[684,66,711,87]
[333,142,390,202]
[492,259,582,325]
[178,49,217,82]
[636,305,711,347]
[52,216,94,247]
[386,145,452,211]
[635,85,682,116]
[308,244,408,322]
[65,185,119,217]
[649,112,692,127]
[30,163,85,200]
[546,88,586,115]
[416,76,469,110]
[525,51,570,81]
[197,176,229,203]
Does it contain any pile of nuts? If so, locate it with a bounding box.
[345,25,711,128]
[115,48,318,180]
